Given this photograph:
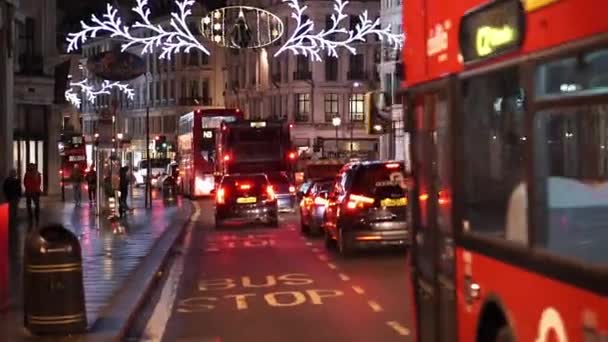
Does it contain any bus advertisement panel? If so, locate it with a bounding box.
[178,108,244,197]
[218,120,295,176]
[402,0,608,341]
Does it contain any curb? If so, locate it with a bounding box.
[83,201,196,342]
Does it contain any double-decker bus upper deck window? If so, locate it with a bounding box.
[461,67,527,242]
[533,48,608,266]
[536,48,608,97]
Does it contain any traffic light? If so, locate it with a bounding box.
[155,135,167,151]
[364,91,390,135]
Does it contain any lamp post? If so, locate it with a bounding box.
[332,116,341,157]
[349,82,361,158]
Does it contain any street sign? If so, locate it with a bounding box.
[86,49,146,81]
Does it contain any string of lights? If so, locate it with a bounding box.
[65,79,135,107]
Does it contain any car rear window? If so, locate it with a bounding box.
[350,163,406,198]
[221,175,268,194]
[266,173,290,184]
[314,182,333,194]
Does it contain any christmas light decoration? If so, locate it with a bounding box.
[66,0,210,58]
[66,80,135,107]
[275,0,404,61]
[64,88,82,108]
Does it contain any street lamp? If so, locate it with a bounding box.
[350,82,361,157]
[332,116,341,156]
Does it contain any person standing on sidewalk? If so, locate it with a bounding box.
[86,166,97,206]
[23,163,41,224]
[119,166,130,217]
[72,164,84,207]
[3,169,22,227]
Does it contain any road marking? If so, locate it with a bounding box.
[386,321,410,336]
[338,273,350,281]
[318,255,328,261]
[368,300,384,312]
[327,263,337,270]
[312,248,320,253]
[288,227,295,231]
[351,286,365,295]
[305,242,313,246]
[205,248,220,252]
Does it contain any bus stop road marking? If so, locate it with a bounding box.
[351,286,365,295]
[327,263,337,270]
[386,321,410,336]
[338,273,350,281]
[368,301,383,312]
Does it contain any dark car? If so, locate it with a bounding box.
[300,178,334,234]
[324,161,409,256]
[266,172,297,212]
[215,173,279,228]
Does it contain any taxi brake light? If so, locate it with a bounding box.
[346,194,375,210]
[266,185,276,201]
[223,155,230,162]
[240,184,251,190]
[216,187,226,204]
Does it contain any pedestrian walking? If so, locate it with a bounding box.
[119,166,130,217]
[3,169,22,227]
[72,164,84,207]
[23,163,41,224]
[85,166,97,205]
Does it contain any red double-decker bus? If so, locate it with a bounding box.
[177,108,244,197]
[402,0,608,341]
[58,132,87,184]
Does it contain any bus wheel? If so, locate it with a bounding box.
[495,326,514,342]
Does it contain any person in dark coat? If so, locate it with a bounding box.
[85,166,97,205]
[119,166,130,216]
[3,169,22,226]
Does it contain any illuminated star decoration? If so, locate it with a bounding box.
[66,79,135,107]
[275,0,404,61]
[66,0,210,58]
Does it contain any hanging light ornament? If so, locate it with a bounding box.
[65,79,135,108]
[66,0,403,61]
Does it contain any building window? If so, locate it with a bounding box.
[201,53,209,65]
[348,54,365,80]
[349,93,364,121]
[324,94,339,122]
[189,50,199,66]
[155,81,161,104]
[181,79,187,99]
[325,54,338,81]
[170,80,175,100]
[295,93,310,122]
[181,53,188,68]
[162,80,168,103]
[190,80,198,98]
[163,115,176,133]
[202,79,210,104]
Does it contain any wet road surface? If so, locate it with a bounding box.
[146,199,413,342]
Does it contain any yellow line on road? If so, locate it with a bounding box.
[351,286,365,295]
[338,273,350,281]
[386,321,410,336]
[368,301,383,312]
[327,263,337,270]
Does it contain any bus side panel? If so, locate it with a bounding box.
[456,248,607,342]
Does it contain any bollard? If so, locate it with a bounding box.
[24,224,87,334]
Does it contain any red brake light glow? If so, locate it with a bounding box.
[266,185,276,201]
[288,152,297,160]
[223,155,230,162]
[346,194,375,210]
[216,187,226,204]
[240,184,251,190]
[385,163,400,169]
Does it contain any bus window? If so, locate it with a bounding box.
[536,105,608,266]
[461,67,527,243]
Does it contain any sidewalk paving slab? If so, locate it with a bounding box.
[0,190,194,341]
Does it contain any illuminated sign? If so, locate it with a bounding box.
[203,130,213,139]
[459,0,524,63]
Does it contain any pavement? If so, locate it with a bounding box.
[0,188,193,341]
[135,199,414,342]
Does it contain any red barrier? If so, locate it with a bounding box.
[0,203,8,311]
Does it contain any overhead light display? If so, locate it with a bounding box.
[65,79,135,107]
[66,0,403,61]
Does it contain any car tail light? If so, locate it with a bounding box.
[346,194,375,210]
[288,152,297,160]
[240,184,251,190]
[223,154,230,162]
[266,185,276,201]
[289,185,296,193]
[314,196,327,206]
[216,187,226,204]
[385,163,400,169]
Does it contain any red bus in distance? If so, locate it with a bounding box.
[402,0,608,341]
[58,132,87,185]
[177,108,244,197]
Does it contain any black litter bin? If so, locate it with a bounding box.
[24,224,87,335]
